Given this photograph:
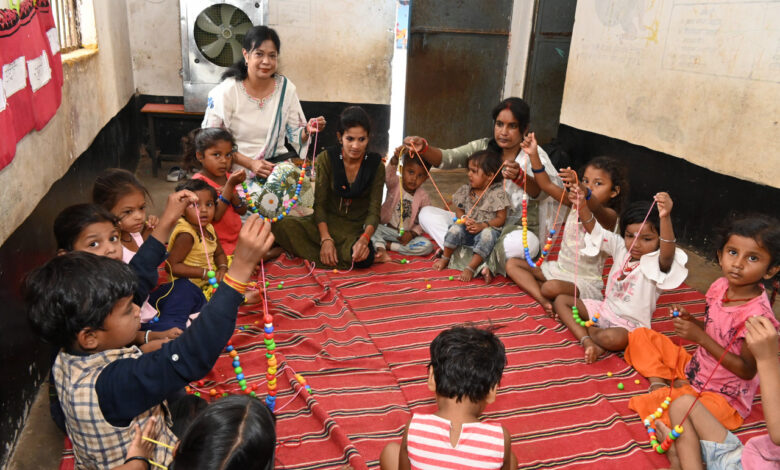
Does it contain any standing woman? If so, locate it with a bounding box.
[403,97,564,279]
[202,26,325,218]
[272,106,385,269]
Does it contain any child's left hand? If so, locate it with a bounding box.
[145,215,159,231]
[464,218,483,234]
[399,231,413,245]
[655,192,673,218]
[227,169,247,186]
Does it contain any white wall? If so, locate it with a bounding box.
[126,0,395,104]
[503,0,536,99]
[0,0,135,244]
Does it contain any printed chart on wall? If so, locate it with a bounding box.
[561,0,779,188]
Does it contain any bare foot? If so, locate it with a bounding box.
[654,420,681,469]
[582,336,606,364]
[460,267,475,281]
[432,257,449,270]
[243,290,263,305]
[263,246,283,261]
[375,248,392,263]
[481,267,493,284]
[542,301,554,317]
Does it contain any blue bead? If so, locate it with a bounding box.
[226,345,234,352]
[264,326,274,334]
[152,317,159,323]
[277,214,284,220]
[209,278,217,285]
[671,430,680,438]
[550,230,556,235]
[452,217,458,222]
[236,373,245,380]
[232,360,240,367]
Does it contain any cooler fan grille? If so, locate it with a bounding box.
[194,4,253,67]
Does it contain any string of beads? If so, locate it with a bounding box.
[236,156,308,223]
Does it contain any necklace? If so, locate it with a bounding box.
[722,291,759,303]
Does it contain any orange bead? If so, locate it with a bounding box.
[209,389,217,396]
[229,350,238,358]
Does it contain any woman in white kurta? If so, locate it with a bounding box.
[202,26,325,218]
[403,97,564,279]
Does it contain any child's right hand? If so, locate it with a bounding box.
[559,167,578,188]
[655,192,673,218]
[151,190,200,243]
[672,306,704,343]
[230,215,275,281]
[744,316,779,362]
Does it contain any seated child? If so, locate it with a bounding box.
[554,193,688,363]
[624,214,780,435]
[373,147,434,262]
[93,169,158,262]
[655,315,780,470]
[169,395,276,469]
[24,214,274,469]
[380,326,517,470]
[182,127,247,255]
[433,150,510,281]
[506,132,629,314]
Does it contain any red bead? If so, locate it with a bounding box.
[268,389,277,396]
[264,333,274,340]
[197,380,205,387]
[266,373,275,381]
[264,315,273,323]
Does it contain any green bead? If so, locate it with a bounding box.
[572,307,579,314]
[194,391,200,397]
[239,379,247,386]
[222,392,228,397]
[617,383,624,390]
[267,342,276,351]
[234,367,243,374]
[448,276,454,281]
[207,270,215,278]
[656,446,665,454]
[265,353,273,358]
[241,384,247,391]
[277,283,284,289]
[250,391,256,397]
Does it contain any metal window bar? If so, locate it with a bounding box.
[51,0,81,53]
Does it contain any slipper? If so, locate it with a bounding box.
[166,166,186,182]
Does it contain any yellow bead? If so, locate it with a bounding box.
[635,379,641,384]
[674,425,684,434]
[607,372,613,377]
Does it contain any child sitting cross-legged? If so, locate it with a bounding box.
[24,214,274,469]
[380,326,517,470]
[372,147,434,262]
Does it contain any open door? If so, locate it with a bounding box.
[404,0,513,148]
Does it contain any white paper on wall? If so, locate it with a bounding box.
[27,51,52,93]
[2,56,27,98]
[0,80,6,112]
[46,27,60,55]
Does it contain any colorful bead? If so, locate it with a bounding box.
[617,382,624,390]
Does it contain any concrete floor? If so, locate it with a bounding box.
[6,155,737,469]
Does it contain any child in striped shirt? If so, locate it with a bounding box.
[380,326,517,470]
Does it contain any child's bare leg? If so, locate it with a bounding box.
[379,442,400,470]
[540,280,575,300]
[666,394,729,470]
[433,247,454,270]
[506,258,551,314]
[554,295,605,363]
[263,245,283,261]
[590,327,628,352]
[375,246,392,263]
[460,253,483,281]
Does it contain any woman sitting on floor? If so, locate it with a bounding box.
[272,106,384,270]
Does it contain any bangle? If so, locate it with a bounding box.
[218,264,228,270]
[144,330,151,344]
[420,138,429,154]
[582,213,595,224]
[659,237,677,243]
[531,166,545,174]
[320,237,334,247]
[202,268,207,280]
[123,456,150,469]
[585,188,592,201]
[580,335,591,346]
[218,194,231,205]
[360,233,370,242]
[223,273,249,295]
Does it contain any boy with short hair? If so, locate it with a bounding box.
[380,326,517,469]
[373,148,434,263]
[24,215,274,469]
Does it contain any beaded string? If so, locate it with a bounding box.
[398,155,405,236]
[236,123,318,222]
[520,155,567,268]
[407,146,452,213]
[192,203,219,294]
[453,160,507,225]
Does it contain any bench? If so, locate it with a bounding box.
[140,103,204,177]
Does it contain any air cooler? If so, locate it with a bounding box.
[180,0,267,111]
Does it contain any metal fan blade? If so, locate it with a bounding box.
[196,13,222,34]
[201,37,227,59]
[229,38,242,63]
[220,3,235,26]
[233,22,252,35]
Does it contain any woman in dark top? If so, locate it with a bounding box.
[272,106,384,269]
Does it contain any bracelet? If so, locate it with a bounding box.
[360,233,371,242]
[531,166,545,174]
[202,268,207,280]
[581,213,595,224]
[420,138,429,154]
[218,194,231,205]
[585,188,592,201]
[320,237,334,247]
[222,273,249,295]
[123,456,150,469]
[580,335,592,346]
[218,264,228,270]
[659,237,677,243]
[144,330,151,344]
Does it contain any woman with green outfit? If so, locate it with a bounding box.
[272,106,384,269]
